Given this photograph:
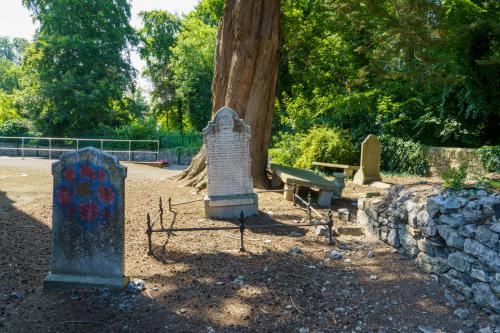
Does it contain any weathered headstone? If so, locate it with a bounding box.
[203,106,258,218]
[44,147,128,290]
[353,134,382,185]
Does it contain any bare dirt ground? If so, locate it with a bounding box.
[0,157,496,332]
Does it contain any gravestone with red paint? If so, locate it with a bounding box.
[44,147,129,290]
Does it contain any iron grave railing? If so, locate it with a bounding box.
[146,182,336,256]
[0,136,160,161]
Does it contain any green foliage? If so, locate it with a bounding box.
[0,59,22,93]
[138,10,181,121]
[21,0,138,136]
[477,145,500,173]
[0,91,19,123]
[0,118,37,136]
[276,0,499,148]
[139,0,223,132]
[269,132,303,167]
[379,135,428,176]
[295,127,357,169]
[270,127,357,169]
[441,164,468,190]
[171,16,216,131]
[0,36,28,64]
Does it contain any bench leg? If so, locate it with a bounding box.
[284,183,294,201]
[317,190,334,207]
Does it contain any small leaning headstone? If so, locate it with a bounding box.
[203,106,258,218]
[44,147,129,290]
[353,134,382,185]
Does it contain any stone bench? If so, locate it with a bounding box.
[312,162,359,178]
[270,163,346,207]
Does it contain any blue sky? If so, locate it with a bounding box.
[0,0,200,92]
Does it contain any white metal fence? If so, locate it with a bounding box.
[0,136,160,161]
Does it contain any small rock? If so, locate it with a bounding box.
[290,246,302,255]
[338,208,349,222]
[98,288,112,297]
[367,251,374,258]
[207,327,215,333]
[328,250,343,260]
[479,327,492,333]
[233,276,245,286]
[444,290,457,306]
[118,301,132,311]
[334,307,346,312]
[290,231,302,237]
[264,239,272,244]
[298,328,309,333]
[8,292,23,300]
[128,279,145,293]
[215,281,225,286]
[316,226,328,236]
[454,308,470,320]
[344,258,352,263]
[285,304,293,310]
[418,326,445,333]
[369,275,378,280]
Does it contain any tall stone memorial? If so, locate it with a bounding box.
[353,134,382,185]
[204,107,258,218]
[44,147,129,290]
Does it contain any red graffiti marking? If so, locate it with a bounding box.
[63,168,75,182]
[98,185,115,204]
[78,202,99,223]
[98,170,107,182]
[103,208,111,220]
[56,187,72,205]
[80,164,96,180]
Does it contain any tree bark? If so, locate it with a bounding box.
[177,0,280,190]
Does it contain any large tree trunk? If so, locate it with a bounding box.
[177,0,280,190]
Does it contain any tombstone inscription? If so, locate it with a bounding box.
[44,147,129,290]
[203,107,258,218]
[353,134,382,185]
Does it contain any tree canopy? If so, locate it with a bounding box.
[20,0,138,136]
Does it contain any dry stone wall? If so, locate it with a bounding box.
[358,185,500,313]
[426,147,485,177]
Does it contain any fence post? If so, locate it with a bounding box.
[146,213,153,256]
[21,138,25,159]
[76,139,79,150]
[100,140,103,151]
[128,140,131,161]
[327,208,334,245]
[156,140,159,162]
[239,211,246,252]
[159,197,164,229]
[307,192,312,223]
[49,138,52,159]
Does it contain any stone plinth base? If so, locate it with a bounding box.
[353,168,381,185]
[43,273,129,291]
[204,193,258,219]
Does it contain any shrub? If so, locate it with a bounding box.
[477,145,500,173]
[294,127,357,169]
[269,132,303,167]
[0,118,37,136]
[440,164,467,190]
[379,135,428,176]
